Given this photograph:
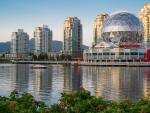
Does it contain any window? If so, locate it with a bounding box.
[131,52,138,55]
[119,52,124,55]
[139,53,143,55]
[93,53,97,55]
[103,53,109,55]
[111,53,115,55]
[125,53,129,55]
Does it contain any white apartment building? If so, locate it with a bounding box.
[93,14,108,45]
[139,4,150,44]
[62,17,83,58]
[34,25,52,54]
[11,29,29,58]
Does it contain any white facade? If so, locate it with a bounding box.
[34,24,52,53]
[139,4,150,44]
[93,14,108,45]
[11,29,29,58]
[83,42,147,61]
[62,17,83,58]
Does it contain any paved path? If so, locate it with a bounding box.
[12,61,150,67]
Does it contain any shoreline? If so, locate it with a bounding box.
[11,60,150,67]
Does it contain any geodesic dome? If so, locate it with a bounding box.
[101,11,144,44]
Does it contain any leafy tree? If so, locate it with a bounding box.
[56,54,59,60]
[49,55,53,60]
[65,55,72,61]
[38,53,48,60]
[60,54,65,60]
[32,55,37,60]
[43,53,48,60]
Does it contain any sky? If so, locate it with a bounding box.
[0,0,149,46]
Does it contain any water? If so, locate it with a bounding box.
[0,64,150,105]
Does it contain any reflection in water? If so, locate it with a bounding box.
[63,66,82,92]
[33,65,52,103]
[34,66,52,93]
[11,64,29,93]
[0,64,150,105]
[82,66,150,101]
[144,69,150,97]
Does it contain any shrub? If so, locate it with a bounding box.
[1,87,150,112]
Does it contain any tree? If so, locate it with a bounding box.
[32,55,37,60]
[60,54,65,60]
[29,52,33,56]
[43,53,48,60]
[56,54,59,60]
[38,53,48,60]
[65,55,72,61]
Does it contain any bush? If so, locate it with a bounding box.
[38,53,48,60]
[0,89,49,113]
[1,87,150,112]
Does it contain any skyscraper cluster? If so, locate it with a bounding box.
[11,3,150,58]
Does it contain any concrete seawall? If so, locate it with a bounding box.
[12,61,150,67]
[78,62,150,67]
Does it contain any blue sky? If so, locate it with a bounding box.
[0,0,149,46]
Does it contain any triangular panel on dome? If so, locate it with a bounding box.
[110,32,115,37]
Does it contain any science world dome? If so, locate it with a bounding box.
[101,11,144,44]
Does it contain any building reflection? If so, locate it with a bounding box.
[34,65,52,95]
[7,64,150,103]
[143,67,150,97]
[11,64,29,92]
[63,66,82,93]
[82,66,150,101]
[82,66,97,95]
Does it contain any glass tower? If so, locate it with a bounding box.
[62,17,83,58]
[34,25,52,54]
[93,14,108,45]
[11,29,29,58]
[139,4,150,44]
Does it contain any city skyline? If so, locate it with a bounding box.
[0,0,149,46]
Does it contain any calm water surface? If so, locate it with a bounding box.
[0,64,150,105]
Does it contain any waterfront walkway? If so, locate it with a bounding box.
[12,61,72,65]
[12,61,150,67]
[78,62,150,67]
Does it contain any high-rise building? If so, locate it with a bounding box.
[93,14,108,45]
[139,4,150,44]
[62,17,83,58]
[11,29,29,58]
[34,25,52,54]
